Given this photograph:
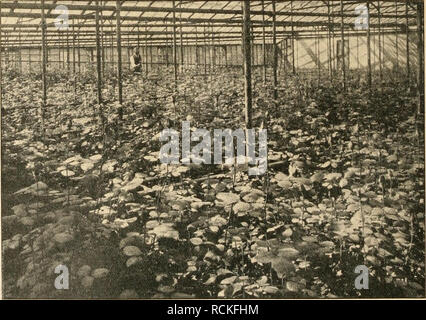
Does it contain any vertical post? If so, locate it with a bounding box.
[72,21,76,98]
[95,0,102,105]
[284,36,288,76]
[101,4,105,76]
[242,0,252,130]
[291,0,295,74]
[57,30,61,68]
[261,0,267,83]
[29,47,32,72]
[66,29,70,71]
[61,31,65,68]
[211,23,215,73]
[367,2,372,89]
[331,2,336,73]
[18,22,22,73]
[327,1,332,78]
[39,45,41,73]
[317,26,321,84]
[41,0,47,132]
[72,21,76,74]
[395,0,399,71]
[406,1,410,84]
[111,23,114,72]
[172,0,178,84]
[272,1,278,102]
[116,0,123,105]
[377,1,382,83]
[195,26,199,69]
[145,22,149,75]
[166,25,169,68]
[149,42,152,72]
[250,25,254,71]
[127,33,130,69]
[77,23,81,73]
[417,1,424,114]
[340,0,346,91]
[203,24,207,75]
[137,25,141,68]
[0,6,3,110]
[179,1,184,72]
[356,32,359,70]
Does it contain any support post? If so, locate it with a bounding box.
[100,4,105,75]
[77,19,81,73]
[41,0,47,132]
[367,2,372,89]
[242,0,252,130]
[72,21,76,98]
[66,29,70,71]
[116,0,123,105]
[406,1,410,85]
[261,0,267,83]
[29,47,32,72]
[111,22,114,71]
[145,22,149,75]
[18,21,22,73]
[272,0,278,102]
[95,0,102,105]
[203,24,207,76]
[72,21,76,74]
[340,0,346,91]
[417,2,424,114]
[0,6,3,110]
[377,1,383,83]
[195,26,199,69]
[291,0,295,74]
[317,26,320,84]
[211,23,215,73]
[172,0,178,84]
[327,1,332,78]
[179,1,184,72]
[395,0,399,71]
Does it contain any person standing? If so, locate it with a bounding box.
[130,47,142,73]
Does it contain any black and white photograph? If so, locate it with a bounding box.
[0,0,425,301]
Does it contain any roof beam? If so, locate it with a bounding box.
[0,2,416,19]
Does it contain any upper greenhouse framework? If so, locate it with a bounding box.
[0,1,421,47]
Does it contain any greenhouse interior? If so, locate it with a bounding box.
[0,1,425,299]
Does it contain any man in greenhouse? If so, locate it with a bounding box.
[130,47,142,73]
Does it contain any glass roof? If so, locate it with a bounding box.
[0,1,419,47]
